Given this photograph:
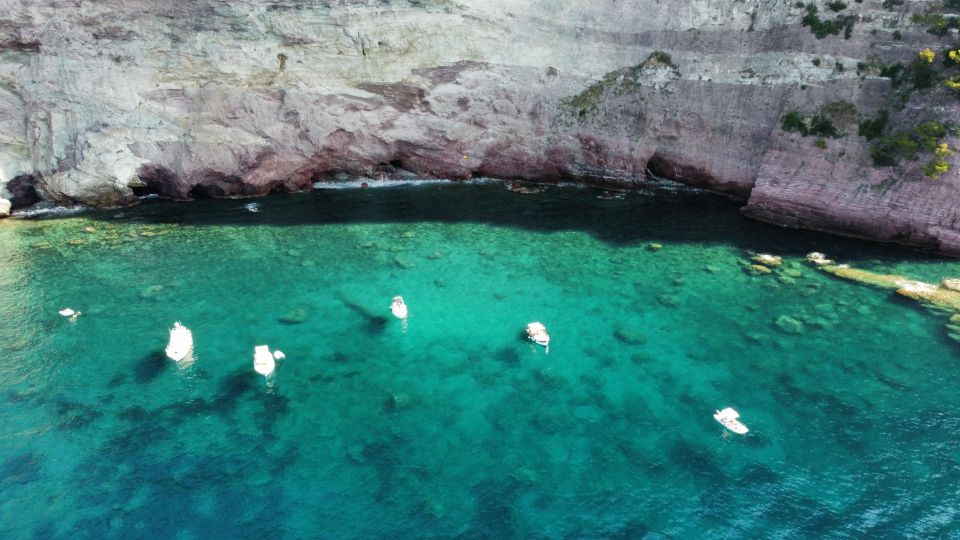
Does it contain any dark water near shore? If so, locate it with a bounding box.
[1,182,958,538]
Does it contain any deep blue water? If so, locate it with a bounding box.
[0,182,958,538]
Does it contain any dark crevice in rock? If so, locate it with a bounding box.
[6,174,41,209]
[0,39,40,52]
[134,164,181,199]
[647,153,751,199]
[187,183,216,199]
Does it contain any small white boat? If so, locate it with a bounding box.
[526,322,550,347]
[59,308,75,317]
[273,350,286,361]
[254,345,276,377]
[165,322,194,361]
[390,296,408,319]
[244,202,260,213]
[714,407,749,435]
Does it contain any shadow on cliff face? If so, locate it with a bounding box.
[77,182,933,262]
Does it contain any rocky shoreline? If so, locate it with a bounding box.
[1,1,959,253]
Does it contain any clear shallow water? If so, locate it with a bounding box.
[1,183,959,538]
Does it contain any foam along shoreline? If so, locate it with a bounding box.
[312,177,496,190]
[11,203,88,218]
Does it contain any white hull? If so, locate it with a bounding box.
[714,407,749,434]
[165,323,194,361]
[526,322,550,347]
[530,335,549,346]
[254,345,276,377]
[390,296,408,319]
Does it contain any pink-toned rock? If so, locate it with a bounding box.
[0,0,956,253]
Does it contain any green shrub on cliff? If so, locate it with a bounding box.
[869,121,957,173]
[870,133,919,166]
[782,111,808,134]
[858,110,889,140]
[878,58,940,91]
[809,115,841,137]
[781,102,853,139]
[801,4,856,39]
[911,14,960,37]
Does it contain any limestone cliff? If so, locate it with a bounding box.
[1,1,958,252]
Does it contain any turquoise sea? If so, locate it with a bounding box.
[1,182,959,538]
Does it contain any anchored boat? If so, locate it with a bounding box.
[165,322,194,361]
[390,296,408,319]
[254,345,276,377]
[526,322,550,347]
[714,407,749,434]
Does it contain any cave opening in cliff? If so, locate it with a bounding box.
[133,165,178,198]
[6,174,40,209]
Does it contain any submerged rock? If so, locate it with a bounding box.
[749,264,772,275]
[393,256,416,269]
[656,294,680,307]
[751,254,782,267]
[820,263,960,313]
[647,243,663,252]
[139,284,164,299]
[385,392,413,411]
[777,275,796,286]
[279,308,309,325]
[942,279,960,293]
[947,314,960,343]
[774,315,805,335]
[614,327,647,345]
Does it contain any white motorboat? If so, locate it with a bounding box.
[714,407,749,435]
[165,322,194,361]
[273,350,286,360]
[390,296,408,319]
[59,308,75,317]
[526,322,550,347]
[254,345,276,377]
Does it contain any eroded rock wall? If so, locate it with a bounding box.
[0,1,958,252]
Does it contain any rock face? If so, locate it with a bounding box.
[0,1,958,251]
